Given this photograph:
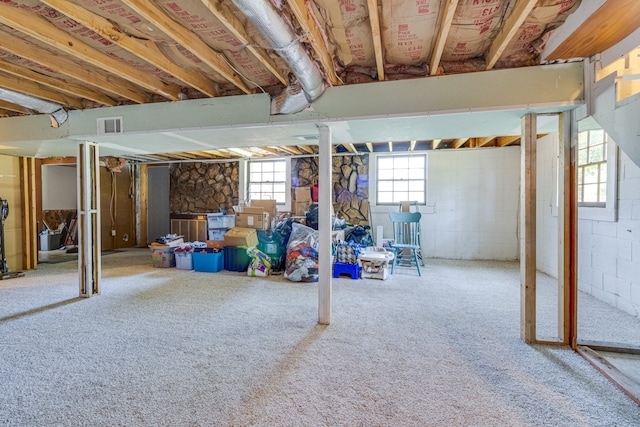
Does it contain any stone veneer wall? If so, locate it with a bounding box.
[291,154,370,225]
[170,162,239,213]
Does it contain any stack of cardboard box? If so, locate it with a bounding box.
[293,187,311,216]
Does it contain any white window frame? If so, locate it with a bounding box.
[246,158,291,208]
[576,123,618,222]
[374,153,427,206]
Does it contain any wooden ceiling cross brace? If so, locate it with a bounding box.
[366,0,385,81]
[121,0,252,95]
[0,30,150,104]
[285,0,342,86]
[430,0,459,76]
[485,0,538,70]
[40,0,220,98]
[201,0,288,87]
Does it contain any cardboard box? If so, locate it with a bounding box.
[223,227,258,247]
[250,199,277,220]
[206,214,235,229]
[208,228,227,241]
[294,186,311,202]
[235,212,269,230]
[294,200,310,215]
[206,240,225,249]
[238,206,264,214]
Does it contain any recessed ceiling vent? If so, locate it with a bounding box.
[97,117,123,135]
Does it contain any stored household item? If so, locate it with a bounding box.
[358,247,395,280]
[284,222,318,282]
[388,212,422,276]
[247,246,272,277]
[149,245,176,268]
[192,249,224,272]
[1,198,24,280]
[235,211,269,230]
[174,251,194,270]
[206,214,236,229]
[223,246,251,272]
[39,232,61,251]
[223,227,258,247]
[333,262,361,280]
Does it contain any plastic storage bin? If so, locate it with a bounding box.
[207,214,236,229]
[175,252,193,270]
[150,246,175,268]
[192,249,224,272]
[223,246,251,272]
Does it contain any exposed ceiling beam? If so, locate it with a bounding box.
[0,72,84,109]
[0,57,115,106]
[429,0,459,76]
[366,142,374,152]
[476,136,496,147]
[388,141,393,152]
[452,138,469,149]
[431,139,442,149]
[344,143,357,153]
[0,5,181,101]
[201,0,288,87]
[277,145,303,155]
[409,140,416,151]
[0,99,32,115]
[121,0,251,94]
[0,108,11,117]
[299,145,315,154]
[0,30,150,104]
[285,0,341,86]
[256,146,281,156]
[485,0,538,70]
[366,0,385,81]
[192,151,221,159]
[497,135,520,147]
[40,0,220,98]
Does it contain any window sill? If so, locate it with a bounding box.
[578,206,617,222]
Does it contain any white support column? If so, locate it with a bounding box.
[77,141,101,297]
[318,125,332,325]
[520,113,537,343]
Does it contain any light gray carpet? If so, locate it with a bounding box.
[1,249,639,426]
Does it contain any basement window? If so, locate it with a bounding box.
[248,159,287,204]
[576,121,618,222]
[376,154,426,205]
[577,129,608,207]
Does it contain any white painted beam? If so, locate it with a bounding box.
[318,125,332,325]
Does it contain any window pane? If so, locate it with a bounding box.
[583,184,598,203]
[378,169,394,180]
[589,144,604,163]
[408,180,424,192]
[378,181,393,192]
[578,167,583,185]
[378,192,393,203]
[578,149,588,165]
[394,168,409,180]
[578,132,588,149]
[395,181,409,192]
[583,164,599,184]
[378,158,393,169]
[251,162,262,173]
[275,192,285,204]
[273,183,285,194]
[261,162,274,172]
[599,184,607,203]
[408,168,424,179]
[600,163,607,183]
[393,192,408,203]
[577,185,583,203]
[394,157,409,169]
[249,183,261,194]
[589,130,604,146]
[274,171,286,182]
[409,156,424,168]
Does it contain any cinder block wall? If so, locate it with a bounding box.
[537,135,640,318]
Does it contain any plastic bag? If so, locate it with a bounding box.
[344,225,374,246]
[284,222,319,282]
[247,246,272,277]
[257,230,285,272]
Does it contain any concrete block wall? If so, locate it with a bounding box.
[371,146,521,260]
[537,136,640,318]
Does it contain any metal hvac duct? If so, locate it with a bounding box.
[232,0,326,114]
[0,88,68,127]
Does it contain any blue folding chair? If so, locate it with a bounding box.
[389,211,422,276]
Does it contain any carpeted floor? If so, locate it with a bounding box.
[0,248,639,426]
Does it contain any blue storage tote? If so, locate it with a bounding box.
[223,246,251,272]
[192,249,224,272]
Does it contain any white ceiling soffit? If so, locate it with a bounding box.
[0,63,584,158]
